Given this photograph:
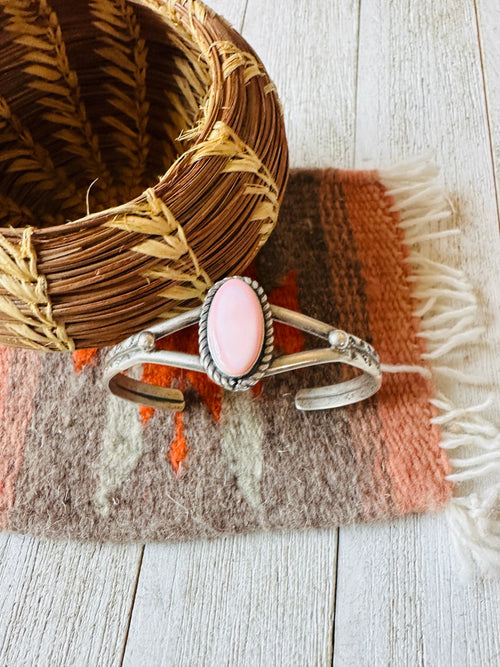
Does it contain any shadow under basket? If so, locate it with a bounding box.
[0,0,289,350]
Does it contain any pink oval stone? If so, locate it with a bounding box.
[207,278,265,377]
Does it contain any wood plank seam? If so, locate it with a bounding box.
[120,545,145,667]
[473,0,500,228]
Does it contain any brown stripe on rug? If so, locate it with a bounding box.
[7,351,101,538]
[7,350,145,540]
[120,392,261,542]
[318,169,394,520]
[256,170,370,527]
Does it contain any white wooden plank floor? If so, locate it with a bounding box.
[1,1,500,665]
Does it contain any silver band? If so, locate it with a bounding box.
[103,277,382,412]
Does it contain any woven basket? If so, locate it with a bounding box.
[0,0,288,351]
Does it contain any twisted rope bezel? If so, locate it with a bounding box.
[198,275,274,391]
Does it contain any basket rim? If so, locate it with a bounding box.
[0,0,226,238]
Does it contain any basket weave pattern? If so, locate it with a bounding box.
[0,0,288,350]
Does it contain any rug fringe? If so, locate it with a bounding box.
[379,156,500,577]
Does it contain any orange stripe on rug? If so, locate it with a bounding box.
[73,348,99,373]
[338,169,452,514]
[0,346,16,529]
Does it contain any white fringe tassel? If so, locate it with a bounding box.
[379,156,500,577]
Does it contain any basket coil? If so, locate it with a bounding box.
[0,0,289,350]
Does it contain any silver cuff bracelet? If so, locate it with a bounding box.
[103,276,382,412]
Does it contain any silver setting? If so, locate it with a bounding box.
[108,329,156,364]
[328,329,349,350]
[138,331,155,351]
[102,276,382,412]
[198,276,274,391]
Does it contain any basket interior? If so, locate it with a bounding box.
[0,0,210,228]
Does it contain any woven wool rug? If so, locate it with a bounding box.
[0,162,498,572]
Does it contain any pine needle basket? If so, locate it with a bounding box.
[0,0,289,351]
